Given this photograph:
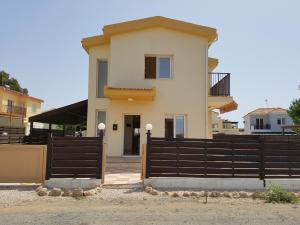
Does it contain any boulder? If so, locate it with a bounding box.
[144,186,153,193]
[171,192,180,198]
[35,185,43,193]
[210,192,221,197]
[182,192,190,197]
[190,192,199,197]
[251,192,262,199]
[62,189,72,197]
[222,192,232,198]
[72,188,83,197]
[84,190,95,196]
[37,188,48,196]
[95,186,102,193]
[239,191,249,198]
[198,191,206,197]
[49,188,62,197]
[232,192,239,198]
[149,189,159,196]
[163,191,169,196]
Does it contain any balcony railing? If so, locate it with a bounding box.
[251,124,271,130]
[210,72,230,96]
[0,105,27,117]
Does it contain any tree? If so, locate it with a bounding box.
[288,99,300,125]
[0,70,29,95]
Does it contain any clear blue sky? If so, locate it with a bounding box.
[1,0,300,126]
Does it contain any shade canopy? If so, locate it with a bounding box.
[29,100,87,125]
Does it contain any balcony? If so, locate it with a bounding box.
[210,72,230,96]
[208,72,237,113]
[0,105,27,117]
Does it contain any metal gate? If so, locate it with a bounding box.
[46,135,103,179]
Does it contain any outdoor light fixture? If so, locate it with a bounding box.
[98,123,106,130]
[145,123,153,131]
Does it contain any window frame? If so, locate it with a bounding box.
[96,59,108,98]
[144,55,172,80]
[95,110,107,136]
[174,115,185,138]
[164,114,186,138]
[156,56,172,80]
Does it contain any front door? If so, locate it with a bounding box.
[123,115,140,155]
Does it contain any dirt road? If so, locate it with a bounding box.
[0,188,300,225]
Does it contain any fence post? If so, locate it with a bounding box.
[98,129,104,180]
[175,138,179,177]
[145,130,151,178]
[259,136,265,187]
[45,133,53,180]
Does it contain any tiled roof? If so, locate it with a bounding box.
[244,108,287,117]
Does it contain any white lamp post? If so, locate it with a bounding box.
[145,123,153,131]
[98,123,105,138]
[145,123,152,140]
[98,123,106,130]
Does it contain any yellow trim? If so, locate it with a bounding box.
[219,101,238,114]
[208,96,238,114]
[208,57,219,71]
[104,86,156,101]
[82,16,217,53]
[0,87,44,103]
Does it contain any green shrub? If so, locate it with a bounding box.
[262,185,298,204]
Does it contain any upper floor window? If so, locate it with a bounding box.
[31,104,36,114]
[255,118,264,129]
[145,56,172,79]
[277,118,286,125]
[7,99,13,113]
[97,60,108,98]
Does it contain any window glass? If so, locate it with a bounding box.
[158,57,171,79]
[96,111,106,136]
[145,57,156,79]
[282,118,286,125]
[175,116,185,138]
[97,61,108,98]
[165,118,174,139]
[277,119,281,125]
[31,104,36,114]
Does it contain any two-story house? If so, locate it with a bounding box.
[0,86,43,134]
[82,16,237,157]
[243,108,294,134]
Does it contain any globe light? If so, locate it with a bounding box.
[98,123,106,130]
[145,123,153,131]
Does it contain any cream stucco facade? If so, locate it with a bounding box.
[0,86,43,133]
[83,17,237,157]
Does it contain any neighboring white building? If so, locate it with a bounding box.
[243,108,294,134]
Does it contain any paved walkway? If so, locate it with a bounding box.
[104,157,142,185]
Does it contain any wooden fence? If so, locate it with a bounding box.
[46,133,104,179]
[145,132,300,181]
[0,127,25,144]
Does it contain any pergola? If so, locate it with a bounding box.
[281,125,300,135]
[28,100,88,135]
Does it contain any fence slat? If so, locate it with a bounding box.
[146,135,300,179]
[46,136,103,179]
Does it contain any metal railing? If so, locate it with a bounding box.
[0,105,26,116]
[209,72,230,96]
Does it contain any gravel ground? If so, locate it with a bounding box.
[0,185,300,225]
